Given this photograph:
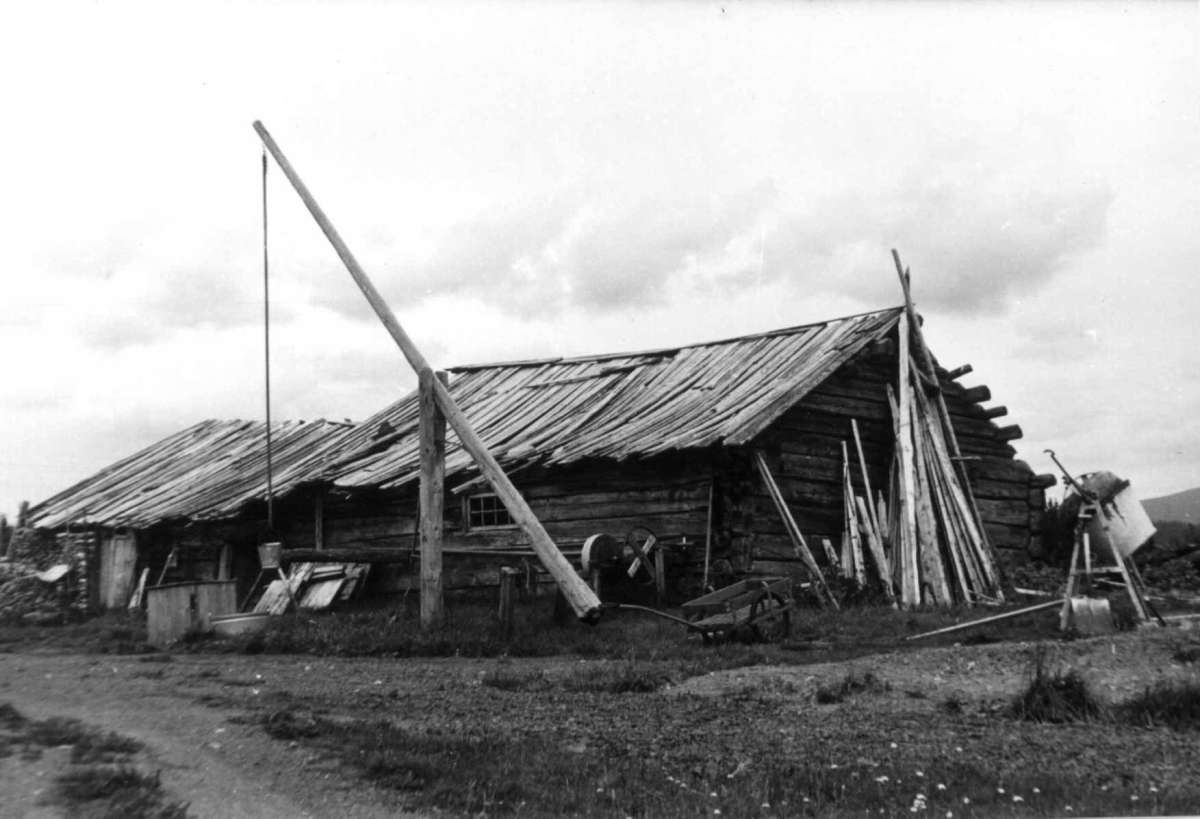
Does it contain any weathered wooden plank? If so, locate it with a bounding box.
[419,369,447,630]
[895,314,919,606]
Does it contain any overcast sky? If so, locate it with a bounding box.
[2,1,1197,520]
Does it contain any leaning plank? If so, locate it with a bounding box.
[127,568,149,611]
[894,315,920,606]
[851,419,881,537]
[856,495,894,600]
[300,577,345,610]
[754,451,837,608]
[841,442,867,586]
[820,536,840,570]
[905,600,1062,641]
[910,402,952,605]
[255,121,601,622]
[255,563,316,615]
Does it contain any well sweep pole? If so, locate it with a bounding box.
[252,120,601,621]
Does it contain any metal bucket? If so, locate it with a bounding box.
[1064,596,1114,636]
[257,541,283,570]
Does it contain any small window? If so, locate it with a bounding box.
[465,493,514,529]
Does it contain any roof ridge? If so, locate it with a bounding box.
[449,305,905,372]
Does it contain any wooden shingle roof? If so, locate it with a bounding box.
[327,307,902,490]
[27,307,902,528]
[28,419,354,528]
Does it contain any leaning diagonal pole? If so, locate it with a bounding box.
[253,120,602,621]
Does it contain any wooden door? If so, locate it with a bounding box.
[99,533,138,609]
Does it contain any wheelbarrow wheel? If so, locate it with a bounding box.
[748,592,791,643]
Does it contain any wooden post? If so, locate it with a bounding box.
[498,566,518,641]
[420,369,447,630]
[254,121,601,622]
[702,481,714,590]
[313,490,325,551]
[654,545,666,605]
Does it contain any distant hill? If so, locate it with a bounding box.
[1143,487,1200,523]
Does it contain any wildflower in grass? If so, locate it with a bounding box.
[875,775,890,784]
[1131,795,1139,802]
[710,792,718,798]
[961,797,970,805]
[996,787,1005,794]
[830,763,839,769]
[936,783,946,791]
[1032,787,1040,794]
[761,803,770,809]
[1012,795,1024,803]
[890,742,899,749]
[1150,785,1159,793]
[916,771,924,778]
[954,746,963,753]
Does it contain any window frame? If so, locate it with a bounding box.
[463,492,517,531]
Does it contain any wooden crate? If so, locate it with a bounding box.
[146,580,237,647]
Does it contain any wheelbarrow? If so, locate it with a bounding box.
[604,576,794,643]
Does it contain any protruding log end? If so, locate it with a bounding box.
[996,424,1024,442]
[983,405,1009,419]
[579,606,604,625]
[1030,473,1058,489]
[946,364,973,381]
[868,338,897,358]
[961,385,991,404]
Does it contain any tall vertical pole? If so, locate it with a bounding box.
[419,369,447,630]
[262,150,275,530]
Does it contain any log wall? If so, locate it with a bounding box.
[736,346,1045,579]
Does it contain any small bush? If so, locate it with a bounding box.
[1172,644,1200,665]
[941,694,965,714]
[561,662,673,694]
[54,766,189,818]
[814,669,889,704]
[1118,681,1200,731]
[1009,652,1101,723]
[0,702,28,730]
[481,667,550,692]
[261,710,320,740]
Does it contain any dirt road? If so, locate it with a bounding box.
[1,626,1198,817]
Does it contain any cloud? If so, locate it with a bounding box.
[756,162,1114,313]
[75,260,289,353]
[374,179,777,318]
[326,154,1111,323]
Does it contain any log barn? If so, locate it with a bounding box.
[24,306,1051,608]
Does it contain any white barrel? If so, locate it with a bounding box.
[1079,472,1156,558]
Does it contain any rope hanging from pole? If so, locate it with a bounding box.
[262,149,275,531]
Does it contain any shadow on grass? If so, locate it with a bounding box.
[1118,681,1200,731]
[814,669,891,704]
[0,702,189,818]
